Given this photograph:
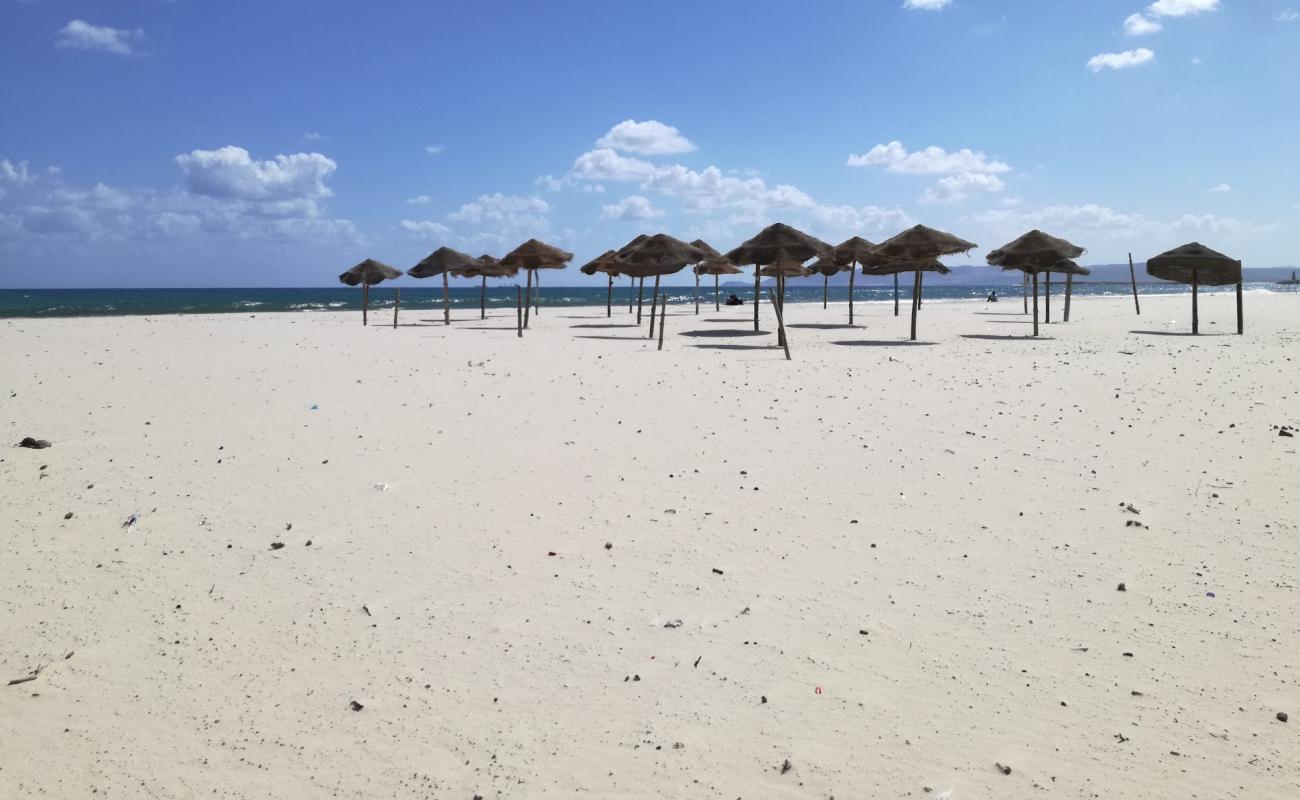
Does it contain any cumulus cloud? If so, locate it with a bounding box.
[1147,0,1219,17]
[600,195,664,221]
[1087,48,1155,72]
[847,141,1010,175]
[1123,13,1162,35]
[571,148,658,183]
[968,202,1273,242]
[596,120,696,156]
[1208,183,1231,193]
[1,159,35,191]
[406,194,432,204]
[398,219,453,239]
[447,193,549,224]
[903,0,952,9]
[56,20,145,56]
[921,173,1006,205]
[174,146,337,215]
[425,144,444,156]
[1277,8,1300,22]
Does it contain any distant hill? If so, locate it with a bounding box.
[724,263,1299,288]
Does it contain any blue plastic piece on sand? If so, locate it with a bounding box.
[310,404,319,410]
[1206,592,1216,598]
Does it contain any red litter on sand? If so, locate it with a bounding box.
[815,686,823,695]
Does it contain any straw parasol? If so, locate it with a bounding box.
[580,250,624,318]
[725,223,831,333]
[409,246,479,326]
[872,225,976,340]
[616,234,706,340]
[448,255,512,320]
[986,230,1087,334]
[690,239,722,314]
[1146,242,1243,334]
[695,256,743,312]
[806,255,844,310]
[339,259,402,326]
[829,236,877,323]
[616,234,653,321]
[500,239,573,328]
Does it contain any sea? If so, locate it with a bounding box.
[0,282,1278,319]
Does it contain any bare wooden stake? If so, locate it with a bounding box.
[1128,252,1141,315]
[648,275,661,339]
[523,269,533,329]
[769,287,791,360]
[1064,273,1073,322]
[1236,276,1243,334]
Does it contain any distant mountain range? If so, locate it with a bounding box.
[724,263,1300,288]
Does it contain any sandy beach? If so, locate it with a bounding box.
[1,291,1296,799]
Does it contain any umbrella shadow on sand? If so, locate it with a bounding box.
[961,334,1056,341]
[831,339,938,347]
[571,323,640,329]
[1130,329,1228,337]
[787,323,859,330]
[575,334,655,342]
[679,329,771,338]
[691,343,781,352]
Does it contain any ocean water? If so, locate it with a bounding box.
[0,282,1275,319]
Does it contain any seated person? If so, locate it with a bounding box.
[725,293,744,306]
[986,290,999,302]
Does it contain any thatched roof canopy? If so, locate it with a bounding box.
[694,256,743,277]
[500,238,574,270]
[759,257,813,278]
[987,230,1085,270]
[999,259,1091,277]
[806,255,845,276]
[690,239,722,260]
[339,259,402,286]
[830,236,877,267]
[725,223,831,266]
[616,234,652,258]
[861,258,952,277]
[873,225,975,262]
[449,254,512,278]
[580,250,623,276]
[615,233,705,278]
[1146,242,1241,286]
[408,246,479,278]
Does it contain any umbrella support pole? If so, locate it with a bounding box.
[1045,272,1051,324]
[1032,273,1039,337]
[533,271,540,317]
[909,271,921,341]
[1192,270,1199,335]
[769,287,791,361]
[362,280,369,326]
[443,270,450,325]
[523,270,533,329]
[629,276,634,314]
[849,267,856,325]
[1064,274,1073,322]
[776,274,786,348]
[894,272,900,317]
[1236,280,1243,334]
[480,276,487,320]
[648,276,660,339]
[607,275,613,318]
[1023,273,1029,315]
[1128,253,1141,316]
[823,274,828,309]
[695,274,700,315]
[516,286,522,338]
[657,294,667,351]
[637,278,645,324]
[393,288,400,329]
[753,267,761,332]
[715,275,720,311]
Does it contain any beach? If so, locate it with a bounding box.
[1,291,1296,798]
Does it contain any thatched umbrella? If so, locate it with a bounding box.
[987,230,1086,335]
[872,225,976,340]
[616,234,705,340]
[759,256,812,346]
[339,258,402,326]
[995,260,1091,336]
[829,236,877,323]
[580,250,624,318]
[448,255,513,320]
[1146,242,1243,334]
[617,234,652,321]
[500,239,573,328]
[806,256,843,310]
[725,223,831,332]
[409,246,479,326]
[690,239,722,314]
[694,256,743,312]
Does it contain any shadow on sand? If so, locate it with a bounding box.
[787,323,858,330]
[679,329,771,338]
[691,343,779,352]
[831,339,937,347]
[961,334,1055,341]
[570,323,640,329]
[1129,330,1225,337]
[574,335,652,342]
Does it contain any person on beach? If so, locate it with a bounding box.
[987,290,998,302]
[725,293,744,306]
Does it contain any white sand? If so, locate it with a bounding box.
[2,292,1297,799]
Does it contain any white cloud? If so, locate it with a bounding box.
[600,195,664,221]
[1087,48,1155,72]
[174,146,337,215]
[1277,8,1300,22]
[303,132,326,142]
[1147,0,1219,17]
[406,194,432,204]
[968,203,1273,242]
[571,148,658,182]
[847,141,1011,175]
[595,120,696,156]
[903,0,952,9]
[1208,183,1231,193]
[56,20,145,56]
[447,193,549,224]
[1123,13,1163,35]
[425,144,444,156]
[398,219,453,239]
[1,159,35,189]
[1191,55,1204,64]
[921,172,1006,204]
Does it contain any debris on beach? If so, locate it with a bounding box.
[64,512,73,520]
[663,619,683,629]
[269,542,285,550]
[1278,712,1289,723]
[1117,583,1126,592]
[121,513,140,530]
[349,700,364,711]
[995,762,1012,776]
[18,437,51,449]
[779,759,792,775]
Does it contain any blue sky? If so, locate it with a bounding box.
[2,0,1297,287]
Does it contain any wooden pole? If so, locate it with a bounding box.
[849,265,857,325]
[516,285,522,337]
[1236,277,1243,335]
[695,272,700,315]
[1044,272,1052,324]
[362,280,369,326]
[823,274,828,309]
[523,269,533,329]
[442,269,450,325]
[715,275,720,311]
[606,274,613,318]
[657,293,667,351]
[777,273,786,348]
[894,272,900,317]
[648,275,660,339]
[1032,273,1039,337]
[1128,252,1141,315]
[480,275,487,320]
[533,270,541,316]
[909,270,921,341]
[769,287,791,361]
[636,277,645,324]
[628,276,634,314]
[1192,269,1199,335]
[1022,272,1028,314]
[1064,273,1073,322]
[393,288,400,328]
[753,265,761,332]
